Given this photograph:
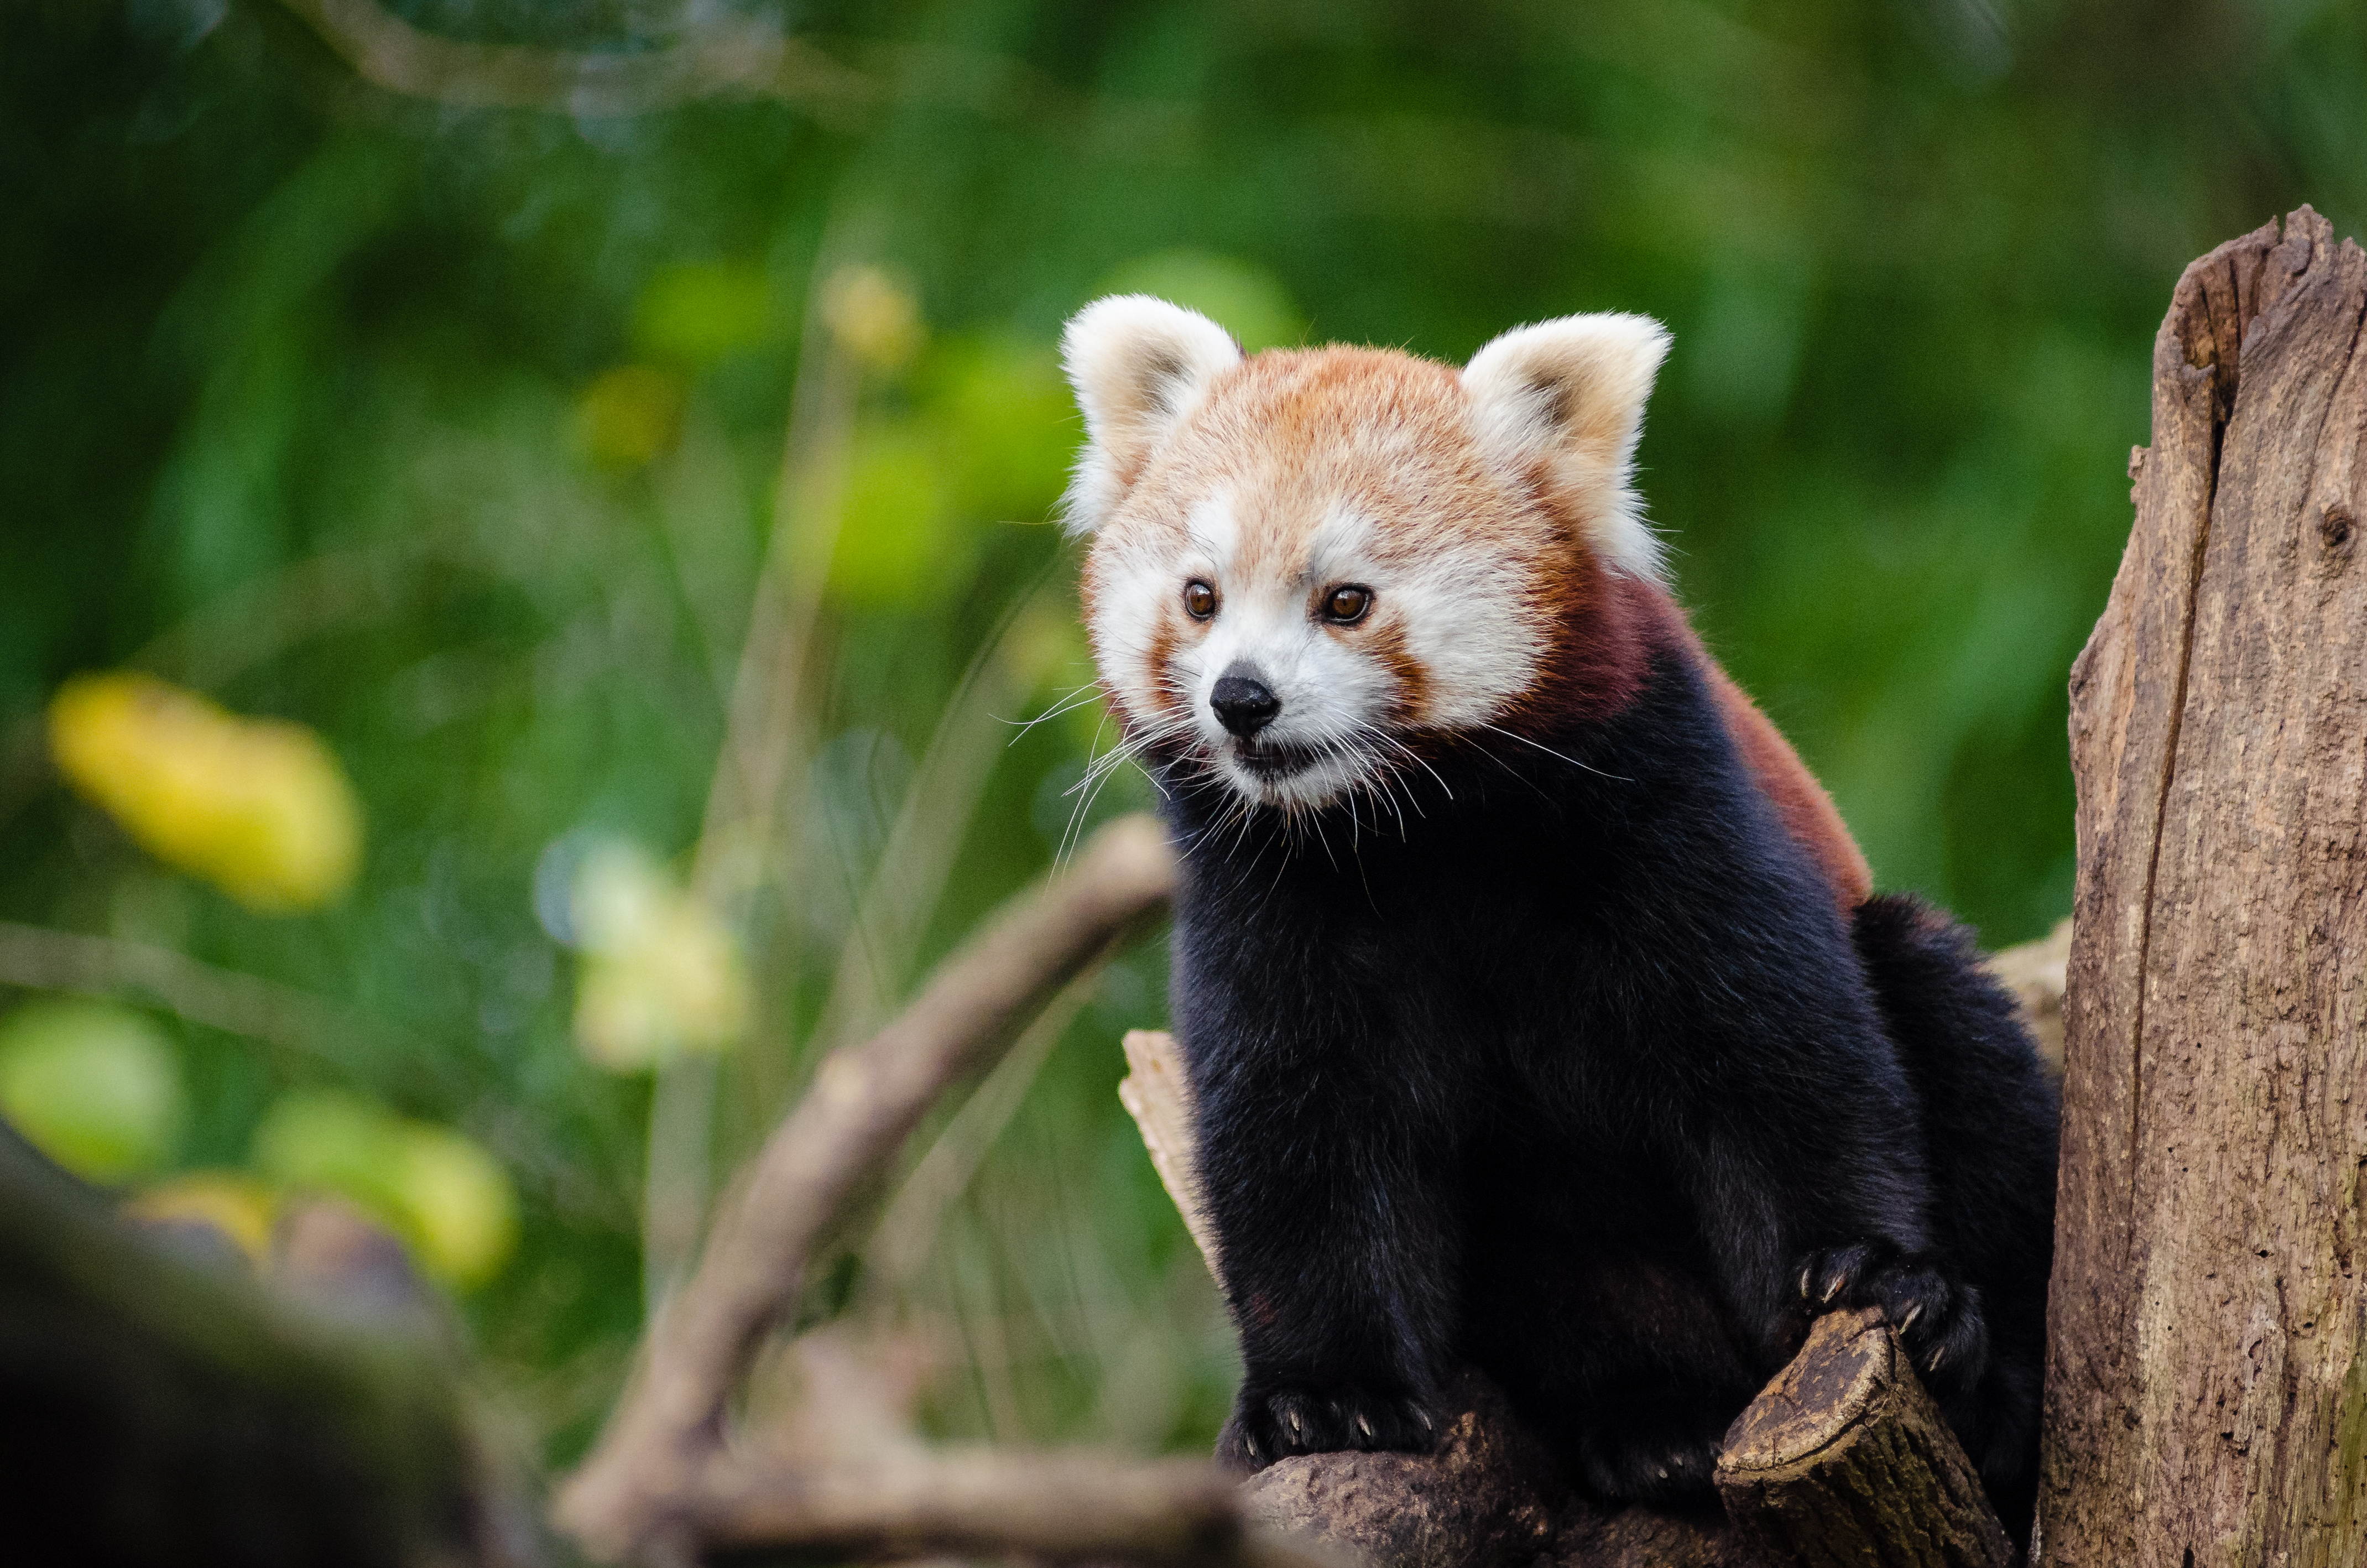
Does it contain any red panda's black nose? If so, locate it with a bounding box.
[1211,670,1281,738]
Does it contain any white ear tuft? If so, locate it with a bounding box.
[1461,312,1672,578]
[1059,295,1243,535]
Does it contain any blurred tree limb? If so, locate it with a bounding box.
[559,815,1271,1565]
[264,0,1201,152]
[0,1119,533,1566]
[688,1450,1292,1566]
[270,0,877,121]
[0,918,373,1072]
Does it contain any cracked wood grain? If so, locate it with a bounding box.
[2042,204,2367,1566]
[1717,1309,2011,1568]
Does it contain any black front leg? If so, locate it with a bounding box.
[1191,1039,1461,1471]
[1668,1074,1993,1450]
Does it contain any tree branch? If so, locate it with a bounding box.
[1716,1307,2013,1567]
[690,1450,1333,1568]
[554,814,1180,1564]
[0,918,378,1071]
[271,0,877,119]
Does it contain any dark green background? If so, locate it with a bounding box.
[4,0,2358,1472]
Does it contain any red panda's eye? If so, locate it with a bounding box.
[1323,585,1373,624]
[1184,580,1218,619]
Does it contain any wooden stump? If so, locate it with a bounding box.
[2043,204,2367,1564]
[1717,1309,2013,1568]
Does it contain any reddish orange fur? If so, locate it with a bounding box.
[1501,542,1654,733]
[1695,645,1873,911]
[1082,340,1871,913]
[1503,572,1870,914]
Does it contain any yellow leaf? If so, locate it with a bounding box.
[570,842,749,1071]
[395,1123,519,1288]
[49,673,362,911]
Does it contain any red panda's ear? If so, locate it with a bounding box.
[1461,314,1672,579]
[1059,295,1243,535]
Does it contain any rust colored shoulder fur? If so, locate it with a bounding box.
[1529,575,1871,913]
[1702,658,1871,910]
[1664,600,1872,912]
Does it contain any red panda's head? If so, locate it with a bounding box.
[1061,296,1671,813]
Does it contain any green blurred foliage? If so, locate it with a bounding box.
[1101,252,1308,351]
[0,1000,186,1183]
[831,421,963,605]
[2,0,2363,1473]
[577,363,690,466]
[633,260,778,365]
[253,1086,521,1284]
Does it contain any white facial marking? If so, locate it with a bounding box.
[1162,502,1404,806]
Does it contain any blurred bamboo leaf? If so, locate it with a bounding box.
[0,999,185,1184]
[251,1090,406,1222]
[48,674,362,912]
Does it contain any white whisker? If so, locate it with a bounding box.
[1479,721,1631,783]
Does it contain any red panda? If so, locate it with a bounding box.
[1061,296,2058,1539]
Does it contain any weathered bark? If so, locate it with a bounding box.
[1238,1368,1567,1568]
[1120,1027,1224,1277]
[2043,204,2367,1564]
[1717,1309,2013,1568]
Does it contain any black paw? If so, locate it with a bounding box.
[1216,1379,1440,1471]
[1572,1416,1722,1504]
[1793,1242,1989,1398]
